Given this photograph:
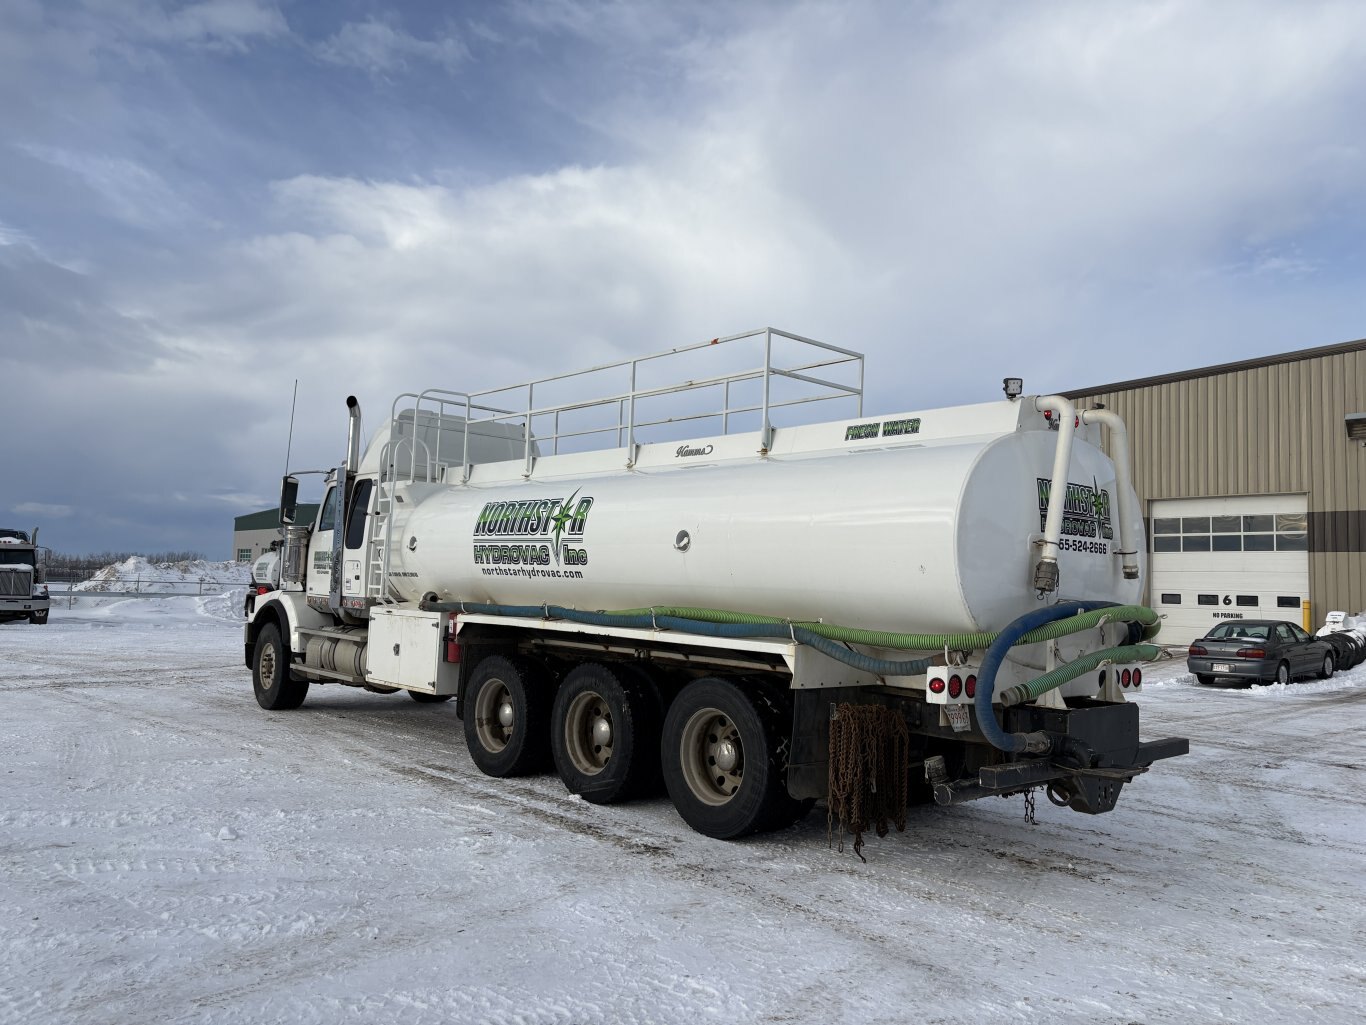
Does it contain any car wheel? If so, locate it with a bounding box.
[1317,653,1334,680]
[1195,673,1215,686]
[1275,661,1291,686]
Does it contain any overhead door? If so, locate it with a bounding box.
[1148,495,1309,647]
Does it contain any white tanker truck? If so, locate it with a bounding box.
[243,329,1186,847]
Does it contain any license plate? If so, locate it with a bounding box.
[1213,662,1232,672]
[945,703,971,733]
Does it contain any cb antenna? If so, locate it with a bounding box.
[283,379,299,478]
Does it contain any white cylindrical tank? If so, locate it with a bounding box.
[387,426,1144,636]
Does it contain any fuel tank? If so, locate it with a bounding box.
[385,398,1144,636]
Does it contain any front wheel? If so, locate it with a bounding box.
[1317,653,1335,680]
[253,623,309,710]
[661,677,794,839]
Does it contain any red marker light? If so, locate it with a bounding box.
[929,677,946,694]
[964,675,977,698]
[1132,668,1142,686]
[1122,668,1132,687]
[948,675,963,698]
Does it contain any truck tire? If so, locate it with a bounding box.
[550,663,658,804]
[463,655,551,777]
[409,691,453,703]
[29,609,49,625]
[253,622,309,710]
[661,677,793,839]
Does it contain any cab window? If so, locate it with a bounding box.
[318,486,339,532]
[345,479,373,550]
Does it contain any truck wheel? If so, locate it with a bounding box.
[661,677,792,839]
[29,609,49,625]
[463,655,551,777]
[409,691,453,703]
[551,663,658,804]
[253,623,309,710]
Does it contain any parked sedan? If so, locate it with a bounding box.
[1187,620,1335,686]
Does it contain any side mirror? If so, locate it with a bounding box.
[279,475,300,525]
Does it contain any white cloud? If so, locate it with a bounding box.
[17,144,196,228]
[315,19,468,76]
[128,0,288,52]
[13,503,74,518]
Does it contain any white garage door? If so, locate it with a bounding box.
[1149,495,1309,647]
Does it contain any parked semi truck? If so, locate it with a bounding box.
[243,329,1187,844]
[0,527,50,625]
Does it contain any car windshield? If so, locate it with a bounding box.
[1206,623,1269,640]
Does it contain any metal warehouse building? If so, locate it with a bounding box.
[1064,337,1366,645]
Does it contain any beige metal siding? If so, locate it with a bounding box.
[1071,349,1366,623]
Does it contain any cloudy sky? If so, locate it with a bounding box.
[3,0,1364,557]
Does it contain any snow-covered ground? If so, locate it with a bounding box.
[2,594,1364,1025]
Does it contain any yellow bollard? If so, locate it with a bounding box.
[1302,599,1312,632]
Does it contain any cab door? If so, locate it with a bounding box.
[307,484,339,601]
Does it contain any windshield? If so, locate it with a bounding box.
[0,549,34,567]
[1206,623,1269,641]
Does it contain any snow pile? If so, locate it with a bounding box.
[74,556,249,593]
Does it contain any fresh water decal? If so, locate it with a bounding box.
[472,490,594,578]
[1036,477,1113,555]
[844,418,921,442]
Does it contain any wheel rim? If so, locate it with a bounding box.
[678,706,743,807]
[475,678,514,753]
[563,690,613,775]
[259,644,277,691]
[1324,656,1333,675]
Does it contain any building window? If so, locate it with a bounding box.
[1152,509,1304,555]
[1277,596,1301,608]
[1236,595,1258,607]
[236,548,252,562]
[1197,594,1218,606]
[1160,593,1182,604]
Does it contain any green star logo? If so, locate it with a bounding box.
[549,489,580,563]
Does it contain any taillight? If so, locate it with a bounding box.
[948,675,962,698]
[1188,644,1208,656]
[256,585,269,595]
[1122,668,1132,687]
[929,677,946,694]
[1132,668,1142,686]
[444,613,462,663]
[964,675,977,698]
[1236,648,1266,658]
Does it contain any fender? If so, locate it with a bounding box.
[243,592,336,667]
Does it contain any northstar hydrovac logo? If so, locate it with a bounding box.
[472,490,594,569]
[1036,477,1113,543]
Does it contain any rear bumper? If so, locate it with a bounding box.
[1187,657,1273,681]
